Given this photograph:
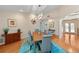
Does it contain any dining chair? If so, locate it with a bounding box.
[41,36,52,53]
[27,31,36,52]
[19,31,36,53]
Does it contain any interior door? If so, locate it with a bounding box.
[70,23,76,33]
[64,23,70,32]
[64,23,70,44]
[70,23,76,46]
[63,20,77,46]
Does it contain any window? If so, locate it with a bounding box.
[70,23,75,32]
[65,23,69,32]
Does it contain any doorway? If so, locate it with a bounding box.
[62,19,79,47]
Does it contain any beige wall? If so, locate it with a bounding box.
[46,5,79,38]
[58,5,79,38]
[1,5,79,40]
[0,11,41,39]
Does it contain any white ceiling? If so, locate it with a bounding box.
[0,5,61,14]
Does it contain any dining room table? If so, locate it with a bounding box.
[32,31,54,52]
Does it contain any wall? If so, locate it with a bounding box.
[58,6,79,38]
[1,5,79,41]
[0,11,41,40]
[0,6,65,42]
[47,5,79,38]
[0,10,61,43]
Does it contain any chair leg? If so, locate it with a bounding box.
[30,45,32,50]
[37,43,41,50]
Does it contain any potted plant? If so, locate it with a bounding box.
[3,28,9,34]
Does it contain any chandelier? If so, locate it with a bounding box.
[30,13,43,24]
[29,5,47,24]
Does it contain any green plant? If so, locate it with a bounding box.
[3,28,9,33]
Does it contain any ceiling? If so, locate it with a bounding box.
[0,5,61,14]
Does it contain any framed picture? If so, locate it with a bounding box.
[8,18,16,27]
[47,20,55,30]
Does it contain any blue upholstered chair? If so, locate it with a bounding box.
[41,36,52,53]
[27,31,40,53]
[19,31,36,53]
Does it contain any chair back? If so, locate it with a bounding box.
[41,36,52,52]
[27,31,33,45]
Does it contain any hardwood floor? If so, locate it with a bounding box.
[0,34,79,53]
[63,33,79,49]
[0,41,22,53]
[51,34,79,53]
